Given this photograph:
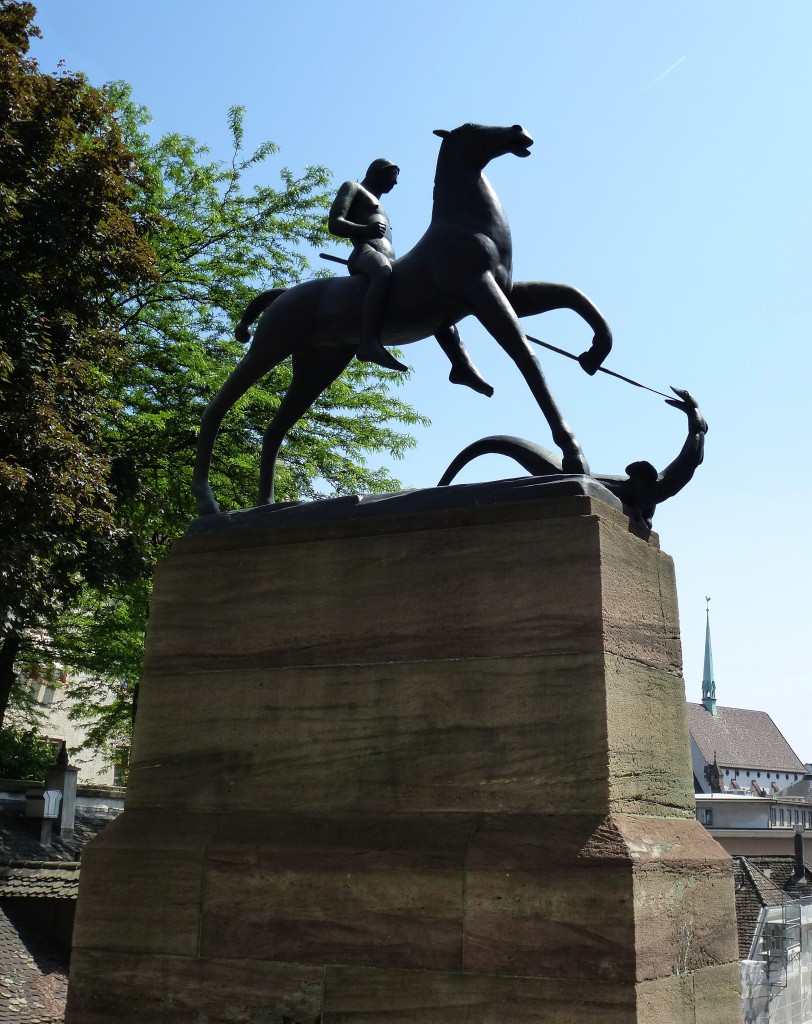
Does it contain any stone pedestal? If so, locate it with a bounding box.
[66,493,741,1023]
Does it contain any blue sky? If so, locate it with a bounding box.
[29,2,812,758]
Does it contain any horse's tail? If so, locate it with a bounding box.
[235,287,287,342]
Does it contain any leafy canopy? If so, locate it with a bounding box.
[0,726,56,782]
[0,0,156,728]
[1,3,427,754]
[44,87,427,752]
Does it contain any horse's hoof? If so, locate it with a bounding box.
[577,349,601,376]
[192,482,220,516]
[561,451,590,475]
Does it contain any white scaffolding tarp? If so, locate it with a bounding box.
[741,896,812,1024]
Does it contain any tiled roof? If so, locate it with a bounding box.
[687,703,807,774]
[732,857,785,958]
[0,811,116,866]
[732,854,812,958]
[0,906,66,1023]
[0,807,116,1024]
[0,809,116,902]
[0,865,79,900]
[746,855,812,892]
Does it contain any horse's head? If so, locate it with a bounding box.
[433,123,534,170]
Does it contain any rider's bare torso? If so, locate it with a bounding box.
[344,185,395,270]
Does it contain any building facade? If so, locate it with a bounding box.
[689,607,812,856]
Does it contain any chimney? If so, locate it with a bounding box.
[789,828,808,891]
[24,787,62,845]
[45,741,79,839]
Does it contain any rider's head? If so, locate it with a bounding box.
[364,158,399,193]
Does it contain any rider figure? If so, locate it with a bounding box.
[329,159,495,394]
[329,158,406,372]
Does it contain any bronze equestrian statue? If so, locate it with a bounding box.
[192,123,613,516]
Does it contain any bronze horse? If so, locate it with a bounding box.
[192,123,613,515]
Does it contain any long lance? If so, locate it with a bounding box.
[318,253,671,400]
[320,252,351,265]
[524,335,672,400]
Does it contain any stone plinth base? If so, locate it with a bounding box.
[66,493,740,1023]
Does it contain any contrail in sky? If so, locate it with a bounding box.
[643,55,687,90]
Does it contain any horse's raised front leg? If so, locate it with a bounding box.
[509,281,612,375]
[465,272,589,474]
[257,344,354,505]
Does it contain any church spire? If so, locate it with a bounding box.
[702,597,717,715]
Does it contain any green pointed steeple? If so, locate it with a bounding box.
[702,597,717,715]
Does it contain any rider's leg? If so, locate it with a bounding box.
[508,281,612,375]
[466,272,590,475]
[354,255,407,373]
[434,325,494,397]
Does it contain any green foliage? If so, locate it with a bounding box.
[52,85,426,752]
[0,727,56,782]
[105,82,423,526]
[0,1,156,726]
[1,6,427,754]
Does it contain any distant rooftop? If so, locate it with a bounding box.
[688,703,806,774]
[0,807,118,1022]
[0,904,67,1023]
[0,811,116,867]
[732,853,812,958]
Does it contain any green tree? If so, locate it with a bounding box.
[0,726,55,781]
[48,86,426,752]
[2,7,426,750]
[0,1,156,729]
